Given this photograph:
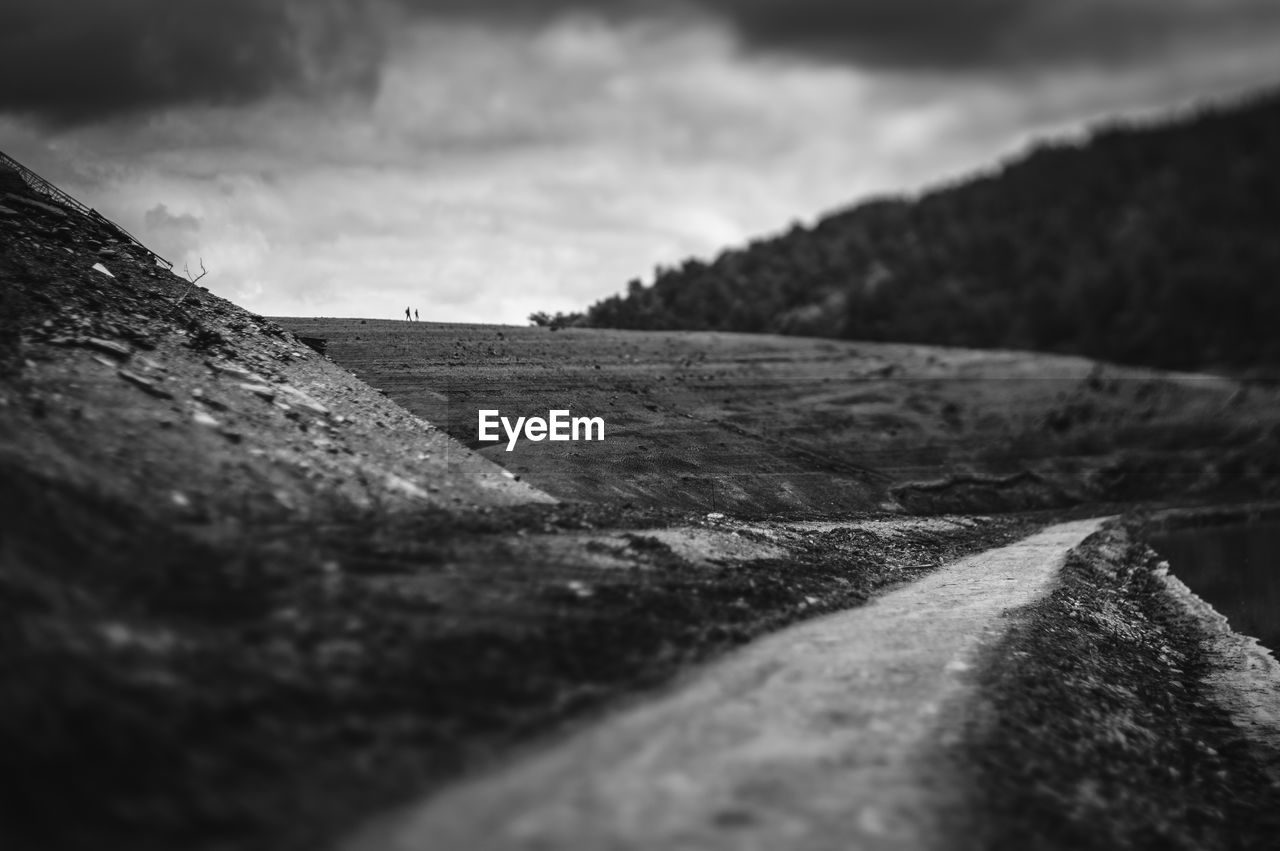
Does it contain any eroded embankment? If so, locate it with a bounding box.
[959,518,1280,850]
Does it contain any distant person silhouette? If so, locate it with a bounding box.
[405,306,411,321]
[414,309,419,321]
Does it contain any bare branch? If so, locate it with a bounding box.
[183,259,207,285]
[172,257,209,309]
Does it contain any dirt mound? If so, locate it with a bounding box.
[0,180,550,526]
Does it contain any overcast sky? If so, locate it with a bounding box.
[3,1,1279,322]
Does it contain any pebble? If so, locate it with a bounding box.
[239,382,276,401]
[207,361,263,382]
[384,473,428,500]
[191,387,228,411]
[278,384,330,415]
[118,368,173,399]
[85,337,131,358]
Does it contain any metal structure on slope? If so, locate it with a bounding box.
[0,149,173,269]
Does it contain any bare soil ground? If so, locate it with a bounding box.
[282,319,1280,515]
[958,513,1280,850]
[0,182,1037,850]
[5,168,1280,851]
[344,520,1104,851]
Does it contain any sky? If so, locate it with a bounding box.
[2,1,1279,323]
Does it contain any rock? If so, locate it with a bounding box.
[192,410,220,428]
[278,385,329,416]
[239,383,276,401]
[84,337,131,358]
[191,387,228,411]
[97,621,178,653]
[207,360,264,382]
[91,262,114,278]
[384,473,429,500]
[118,368,173,399]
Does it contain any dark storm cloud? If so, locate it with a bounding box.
[397,0,1280,69]
[4,0,1278,125]
[681,0,1280,69]
[0,0,383,125]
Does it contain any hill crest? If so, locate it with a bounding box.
[572,87,1280,373]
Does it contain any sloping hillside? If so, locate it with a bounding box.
[0,167,549,518]
[285,319,1280,516]
[577,87,1280,373]
[0,156,1035,851]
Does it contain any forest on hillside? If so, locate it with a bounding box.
[555,89,1280,372]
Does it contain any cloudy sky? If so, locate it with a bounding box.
[3,1,1279,322]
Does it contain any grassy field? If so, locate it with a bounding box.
[281,318,1280,515]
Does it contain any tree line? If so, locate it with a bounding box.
[546,88,1280,373]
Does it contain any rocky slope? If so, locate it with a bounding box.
[1,176,549,525]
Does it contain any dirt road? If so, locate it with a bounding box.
[343,518,1105,851]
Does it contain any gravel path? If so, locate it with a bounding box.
[343,518,1106,851]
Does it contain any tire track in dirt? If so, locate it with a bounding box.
[342,518,1105,851]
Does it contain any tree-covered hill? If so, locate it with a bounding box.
[573,88,1280,372]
